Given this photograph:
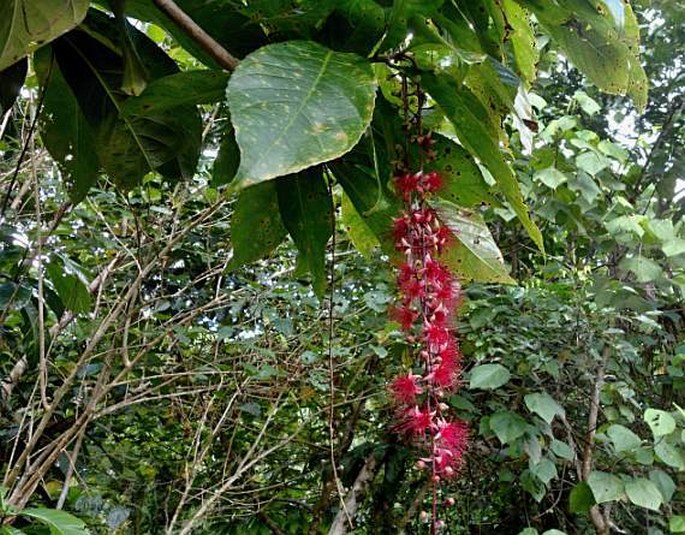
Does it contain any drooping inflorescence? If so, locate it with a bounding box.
[389,167,468,531]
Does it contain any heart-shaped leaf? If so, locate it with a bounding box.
[587,471,625,504]
[625,478,663,511]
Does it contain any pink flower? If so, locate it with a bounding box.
[423,258,453,288]
[432,359,460,388]
[390,305,417,331]
[423,323,451,351]
[392,216,410,243]
[394,173,420,200]
[397,262,414,286]
[435,226,453,253]
[422,171,442,193]
[428,339,460,388]
[434,282,458,307]
[437,420,468,453]
[396,406,434,435]
[388,160,467,505]
[390,374,422,404]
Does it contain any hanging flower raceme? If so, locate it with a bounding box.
[388,168,468,530]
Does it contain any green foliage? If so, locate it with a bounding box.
[21,508,89,535]
[1,0,654,285]
[0,0,683,533]
[468,363,511,390]
[0,492,88,535]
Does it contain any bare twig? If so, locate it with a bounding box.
[56,427,86,509]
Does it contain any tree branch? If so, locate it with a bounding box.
[328,454,378,535]
[152,0,239,71]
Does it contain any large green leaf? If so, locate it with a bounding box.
[22,508,88,535]
[276,170,333,297]
[469,363,511,390]
[228,182,287,269]
[432,199,516,284]
[0,0,88,71]
[34,48,99,203]
[333,159,399,250]
[120,71,230,116]
[227,41,377,190]
[341,192,379,258]
[518,0,647,109]
[502,0,538,86]
[431,138,499,208]
[587,471,625,503]
[49,10,201,190]
[625,478,662,511]
[422,72,544,251]
[524,392,564,424]
[489,410,528,444]
[46,259,91,315]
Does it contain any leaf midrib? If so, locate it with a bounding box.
[242,47,333,178]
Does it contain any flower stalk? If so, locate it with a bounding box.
[389,164,468,531]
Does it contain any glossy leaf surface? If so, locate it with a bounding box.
[227,41,376,190]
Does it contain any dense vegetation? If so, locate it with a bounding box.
[0,0,683,534]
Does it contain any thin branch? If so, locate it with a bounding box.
[56,427,86,509]
[152,0,239,71]
[583,345,611,535]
